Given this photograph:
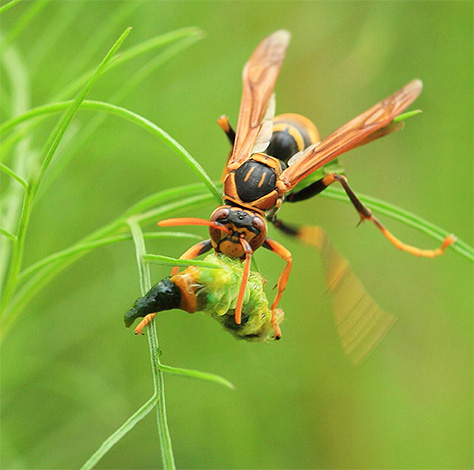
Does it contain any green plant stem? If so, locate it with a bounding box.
[128,218,176,469]
[0,162,27,188]
[17,232,202,282]
[0,0,50,51]
[80,395,159,470]
[0,226,16,241]
[0,187,212,341]
[158,363,235,390]
[0,0,21,15]
[0,28,132,312]
[0,99,221,202]
[143,253,221,269]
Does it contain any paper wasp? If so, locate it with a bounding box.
[155,30,455,345]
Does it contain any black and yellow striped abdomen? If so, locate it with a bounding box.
[266,113,320,164]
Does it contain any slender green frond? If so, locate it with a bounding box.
[159,363,235,390]
[0,226,16,241]
[1,28,132,313]
[0,162,27,188]
[143,254,221,269]
[0,0,22,15]
[80,395,159,470]
[127,218,176,469]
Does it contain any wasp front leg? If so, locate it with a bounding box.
[263,238,292,340]
[287,172,455,258]
[171,239,212,276]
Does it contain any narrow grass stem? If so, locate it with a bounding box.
[127,218,176,469]
[0,226,16,242]
[0,28,131,312]
[0,162,28,188]
[0,0,22,15]
[0,99,221,202]
[0,187,211,339]
[80,395,159,470]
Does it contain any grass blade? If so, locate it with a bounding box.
[127,218,176,469]
[143,254,221,269]
[159,363,235,390]
[0,226,16,241]
[0,0,21,15]
[80,395,159,470]
[0,162,27,188]
[1,27,132,312]
[0,100,221,203]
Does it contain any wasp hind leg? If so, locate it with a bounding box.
[286,172,455,258]
[262,238,293,340]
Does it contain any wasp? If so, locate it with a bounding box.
[156,30,455,342]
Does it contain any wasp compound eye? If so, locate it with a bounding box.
[210,207,230,222]
[252,216,265,232]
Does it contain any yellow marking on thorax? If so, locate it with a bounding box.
[244,167,255,182]
[258,172,266,187]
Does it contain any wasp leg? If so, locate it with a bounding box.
[235,237,253,326]
[217,115,236,145]
[218,115,236,182]
[134,313,157,335]
[171,239,212,276]
[287,172,455,258]
[271,219,395,365]
[262,238,292,340]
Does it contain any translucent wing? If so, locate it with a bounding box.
[228,30,290,168]
[298,226,396,365]
[280,80,423,191]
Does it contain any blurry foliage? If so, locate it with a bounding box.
[0,1,472,469]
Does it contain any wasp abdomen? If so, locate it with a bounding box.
[266,113,320,163]
[234,159,277,202]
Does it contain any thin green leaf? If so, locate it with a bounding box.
[159,363,235,390]
[17,231,203,283]
[1,28,132,313]
[80,395,159,470]
[0,162,27,188]
[0,187,212,339]
[1,0,50,51]
[0,100,221,203]
[58,27,202,100]
[143,254,221,269]
[0,226,16,241]
[127,218,176,469]
[0,0,21,15]
[39,34,203,200]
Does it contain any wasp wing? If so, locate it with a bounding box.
[298,226,396,365]
[228,30,290,168]
[280,79,423,191]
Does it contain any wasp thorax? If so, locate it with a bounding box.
[209,205,267,257]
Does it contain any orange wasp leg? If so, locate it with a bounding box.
[134,313,157,335]
[217,115,236,145]
[262,237,293,340]
[234,237,253,326]
[287,172,455,258]
[217,115,236,182]
[168,239,212,276]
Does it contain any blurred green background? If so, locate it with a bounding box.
[1,1,472,469]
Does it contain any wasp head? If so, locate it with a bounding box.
[209,205,267,258]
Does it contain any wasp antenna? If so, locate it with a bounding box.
[158,218,232,234]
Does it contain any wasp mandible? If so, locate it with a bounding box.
[157,30,455,341]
